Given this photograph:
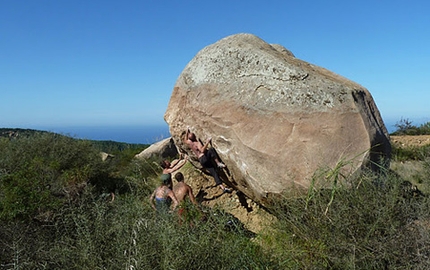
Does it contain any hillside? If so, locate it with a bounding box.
[0,127,49,138]
[1,128,430,268]
[0,127,149,153]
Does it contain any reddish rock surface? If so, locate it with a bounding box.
[165,33,390,204]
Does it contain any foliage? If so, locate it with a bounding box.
[0,130,150,221]
[390,118,430,161]
[0,127,149,154]
[1,188,274,269]
[0,128,48,139]
[88,139,149,155]
[1,128,430,269]
[263,169,430,269]
[0,133,108,220]
[391,144,430,162]
[391,118,430,135]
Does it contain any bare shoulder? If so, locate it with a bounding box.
[173,182,186,191]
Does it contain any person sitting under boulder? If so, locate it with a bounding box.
[184,129,231,193]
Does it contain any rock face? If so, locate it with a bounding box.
[135,137,178,160]
[164,33,391,204]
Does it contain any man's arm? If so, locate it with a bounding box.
[170,158,180,167]
[187,186,198,206]
[184,129,191,143]
[149,190,156,210]
[168,190,179,210]
[200,137,211,153]
[165,156,187,174]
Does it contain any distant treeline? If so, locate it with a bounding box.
[0,128,149,153]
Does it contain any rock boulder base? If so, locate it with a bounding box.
[164,33,390,204]
[135,137,178,160]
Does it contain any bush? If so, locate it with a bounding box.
[1,189,275,269]
[391,144,430,162]
[391,118,430,136]
[2,131,430,269]
[263,169,430,269]
[0,134,275,269]
[0,133,105,220]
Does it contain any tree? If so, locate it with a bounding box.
[393,118,414,135]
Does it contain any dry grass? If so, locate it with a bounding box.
[391,160,429,191]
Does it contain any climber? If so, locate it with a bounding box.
[184,129,231,193]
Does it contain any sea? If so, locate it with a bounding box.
[43,124,171,144]
[28,117,428,145]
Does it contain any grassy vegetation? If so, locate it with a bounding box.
[263,169,430,269]
[0,127,149,154]
[1,125,430,269]
[390,118,430,136]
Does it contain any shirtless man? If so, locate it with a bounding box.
[159,154,187,189]
[149,179,179,214]
[173,172,202,223]
[173,172,198,205]
[184,129,231,193]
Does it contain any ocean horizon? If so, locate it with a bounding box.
[39,125,171,144]
[11,116,428,145]
[43,121,402,144]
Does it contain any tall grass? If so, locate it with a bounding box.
[1,189,272,269]
[0,134,273,269]
[1,133,430,269]
[263,167,430,269]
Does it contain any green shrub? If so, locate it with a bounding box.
[391,118,430,135]
[263,169,430,269]
[392,144,430,162]
[33,190,273,269]
[2,130,430,269]
[0,133,105,220]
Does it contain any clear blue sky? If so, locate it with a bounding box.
[1,0,429,141]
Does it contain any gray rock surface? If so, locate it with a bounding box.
[135,137,178,160]
[164,33,391,203]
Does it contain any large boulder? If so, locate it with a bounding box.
[164,33,391,204]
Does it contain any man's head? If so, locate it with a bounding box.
[187,132,196,141]
[175,172,184,182]
[160,160,170,169]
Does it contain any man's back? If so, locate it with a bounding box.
[173,182,191,203]
[174,181,200,207]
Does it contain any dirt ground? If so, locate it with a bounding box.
[390,135,430,147]
[178,163,275,234]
